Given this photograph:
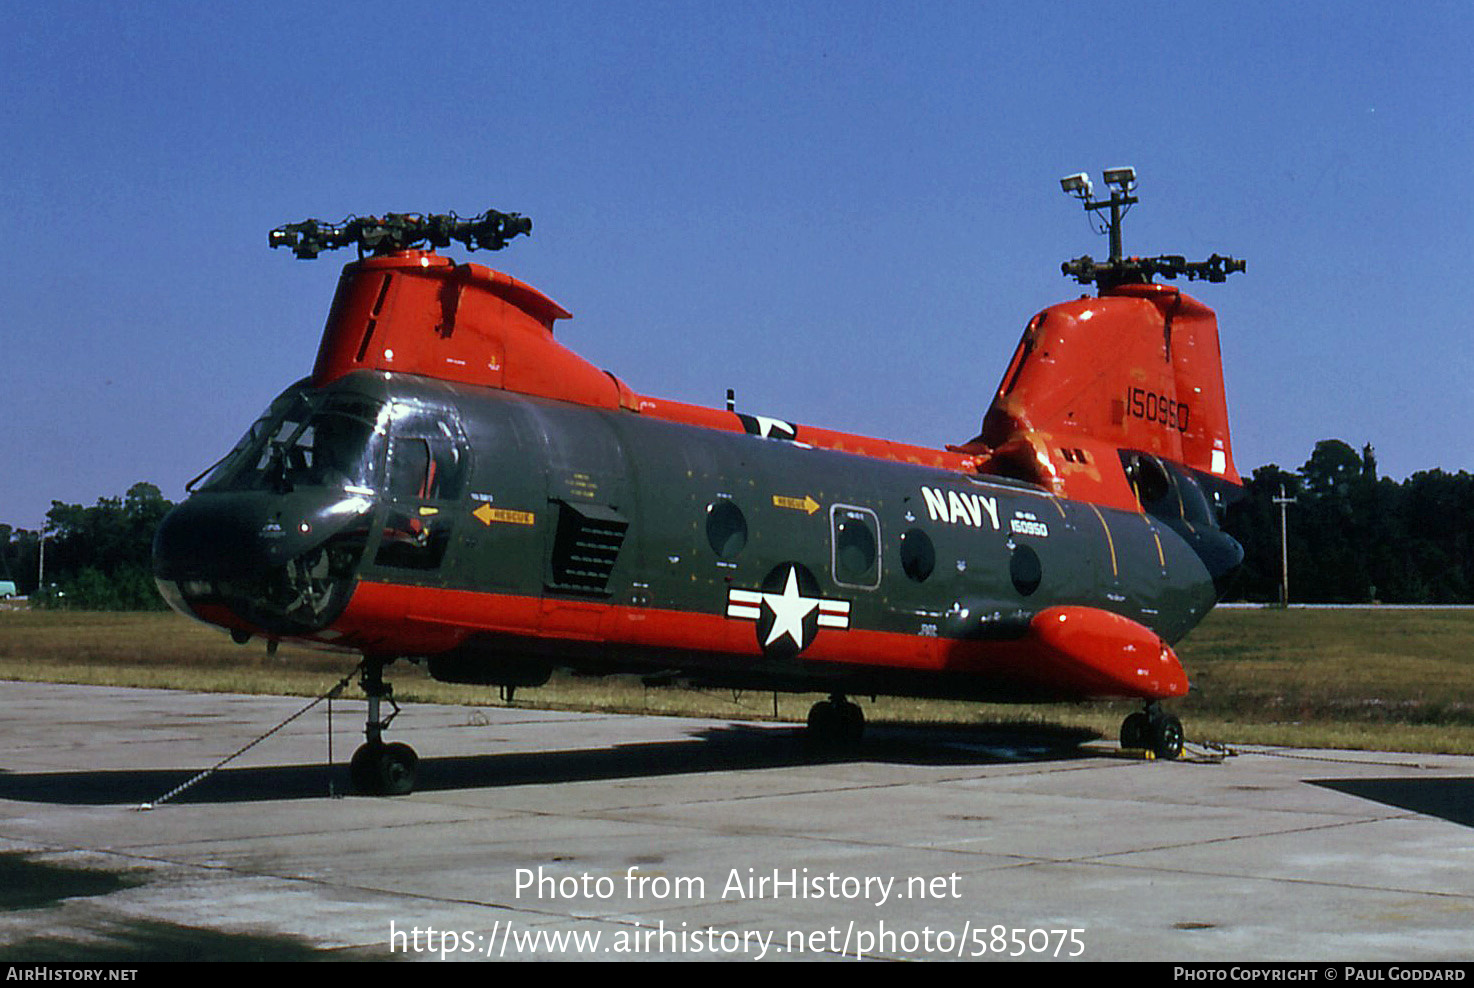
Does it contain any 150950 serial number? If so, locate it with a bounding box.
[1125,386,1190,432]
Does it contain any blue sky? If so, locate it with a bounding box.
[3,1,1471,529]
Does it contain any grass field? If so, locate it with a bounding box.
[0,606,1471,754]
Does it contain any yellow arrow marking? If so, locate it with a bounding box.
[473,503,536,527]
[772,494,821,515]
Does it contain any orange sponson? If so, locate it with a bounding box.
[1027,605,1188,699]
[325,583,1186,703]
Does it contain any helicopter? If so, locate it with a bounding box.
[153,169,1245,794]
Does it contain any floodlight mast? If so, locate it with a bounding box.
[1060,166,1136,262]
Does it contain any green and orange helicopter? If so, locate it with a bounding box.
[155,170,1245,794]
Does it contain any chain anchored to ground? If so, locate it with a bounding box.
[137,664,362,810]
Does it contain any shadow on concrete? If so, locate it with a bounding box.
[1,918,378,961]
[0,853,390,961]
[0,720,1099,806]
[1309,777,1474,829]
[0,853,143,912]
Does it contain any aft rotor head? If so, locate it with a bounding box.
[269,208,532,259]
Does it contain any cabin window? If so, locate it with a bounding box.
[831,505,880,589]
[376,506,453,570]
[1122,452,1171,507]
[899,528,935,582]
[1000,313,1044,396]
[1010,543,1042,596]
[705,499,748,559]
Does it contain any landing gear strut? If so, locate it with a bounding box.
[806,693,865,747]
[1120,702,1184,760]
[350,658,418,795]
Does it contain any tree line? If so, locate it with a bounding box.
[1225,440,1474,604]
[1,482,174,610]
[2,443,1472,609]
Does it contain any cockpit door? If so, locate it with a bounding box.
[373,407,469,573]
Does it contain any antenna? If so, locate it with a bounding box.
[1057,170,1245,290]
[269,209,532,260]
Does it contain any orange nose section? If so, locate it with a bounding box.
[1030,605,1189,700]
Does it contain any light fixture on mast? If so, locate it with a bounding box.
[1059,166,1138,262]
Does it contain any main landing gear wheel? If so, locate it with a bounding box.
[1152,713,1185,760]
[1120,703,1184,760]
[350,740,419,796]
[806,694,864,747]
[350,657,419,795]
[1120,712,1151,750]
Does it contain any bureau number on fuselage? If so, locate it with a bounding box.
[1126,386,1190,432]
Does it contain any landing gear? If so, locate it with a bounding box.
[350,658,418,795]
[350,740,418,796]
[806,694,865,747]
[1120,702,1184,760]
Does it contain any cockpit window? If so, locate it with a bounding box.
[386,433,464,501]
[374,406,467,571]
[200,391,388,494]
[384,403,466,501]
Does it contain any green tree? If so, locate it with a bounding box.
[1224,464,1302,602]
[1226,442,1474,605]
[1295,440,1376,602]
[37,482,174,610]
[1398,470,1474,602]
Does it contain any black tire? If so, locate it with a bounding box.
[807,698,865,749]
[350,742,383,794]
[1120,712,1151,749]
[378,742,419,796]
[350,740,419,795]
[1150,714,1184,760]
[806,700,841,746]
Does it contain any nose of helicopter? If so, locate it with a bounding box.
[153,492,279,582]
[153,490,375,635]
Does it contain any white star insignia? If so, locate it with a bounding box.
[752,415,796,439]
[726,566,852,654]
[762,566,819,648]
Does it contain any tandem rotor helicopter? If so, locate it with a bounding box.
[154,169,1246,794]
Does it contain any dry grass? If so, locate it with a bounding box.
[1,606,1472,754]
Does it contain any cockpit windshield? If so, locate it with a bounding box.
[200,388,388,495]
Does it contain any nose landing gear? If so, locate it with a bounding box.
[349,658,419,795]
[1120,702,1184,760]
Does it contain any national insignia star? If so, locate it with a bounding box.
[762,566,819,648]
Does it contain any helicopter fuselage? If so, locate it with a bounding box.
[156,367,1225,705]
